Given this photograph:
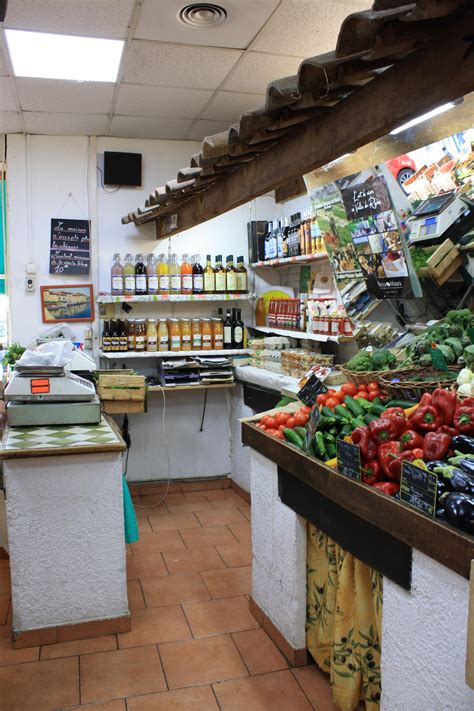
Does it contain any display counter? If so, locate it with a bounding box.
[0,415,130,648]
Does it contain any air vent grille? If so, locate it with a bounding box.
[178,3,228,28]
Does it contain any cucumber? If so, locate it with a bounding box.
[385,399,417,409]
[321,406,336,418]
[344,396,365,417]
[370,403,386,416]
[334,404,349,419]
[341,424,353,435]
[283,428,304,449]
[294,426,308,439]
[309,439,317,458]
[372,397,383,407]
[364,413,378,425]
[355,398,372,411]
[314,431,328,460]
[326,441,337,459]
[351,416,366,429]
[318,416,336,430]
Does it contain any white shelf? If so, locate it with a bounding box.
[97,293,252,304]
[148,383,235,392]
[99,349,249,359]
[251,253,327,268]
[250,325,343,343]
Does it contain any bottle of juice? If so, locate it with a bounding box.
[201,319,212,350]
[123,253,135,295]
[192,319,202,349]
[168,319,181,351]
[214,255,226,293]
[146,254,159,294]
[135,320,146,352]
[135,254,147,295]
[193,254,204,294]
[158,319,169,351]
[158,253,169,294]
[180,319,192,351]
[204,254,215,293]
[225,255,238,293]
[146,319,157,352]
[169,254,181,294]
[111,254,124,295]
[181,253,193,295]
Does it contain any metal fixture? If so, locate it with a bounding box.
[178,3,227,28]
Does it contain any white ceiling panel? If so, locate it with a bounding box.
[116,84,214,119]
[16,79,115,114]
[202,91,265,121]
[123,40,242,89]
[0,111,22,133]
[23,111,109,135]
[3,0,135,39]
[251,0,372,57]
[0,77,18,111]
[222,52,302,94]
[135,0,279,49]
[110,115,194,140]
[186,119,233,141]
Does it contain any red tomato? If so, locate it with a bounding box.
[278,424,286,432]
[356,392,369,401]
[316,394,327,406]
[275,430,284,439]
[325,397,339,409]
[368,391,381,401]
[333,391,345,403]
[260,415,270,427]
[294,413,308,426]
[301,405,312,414]
[341,382,357,396]
[266,416,277,429]
[260,424,266,430]
[266,428,277,436]
[367,382,379,392]
[275,411,289,425]
[326,389,337,397]
[286,417,296,429]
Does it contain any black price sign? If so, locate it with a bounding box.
[297,373,327,407]
[400,461,437,518]
[49,218,91,275]
[336,439,361,481]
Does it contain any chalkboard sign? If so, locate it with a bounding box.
[336,439,361,481]
[400,461,437,518]
[298,373,327,407]
[49,218,90,275]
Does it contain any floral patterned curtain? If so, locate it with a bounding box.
[306,523,383,711]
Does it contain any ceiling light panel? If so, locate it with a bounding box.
[5,30,124,82]
[134,0,279,49]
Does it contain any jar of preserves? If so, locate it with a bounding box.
[201,318,212,351]
[211,318,224,350]
[191,319,202,350]
[146,319,157,352]
[168,319,181,352]
[158,319,169,351]
[135,319,146,352]
[180,318,192,351]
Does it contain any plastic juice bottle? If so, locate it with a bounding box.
[181,253,193,295]
[193,254,204,294]
[146,319,158,352]
[111,253,124,295]
[158,253,170,294]
[169,254,181,294]
[204,254,215,293]
[123,253,135,295]
[214,255,226,293]
[146,254,159,294]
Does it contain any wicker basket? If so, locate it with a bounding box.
[378,367,459,402]
[339,366,400,388]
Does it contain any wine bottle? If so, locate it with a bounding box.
[224,309,233,350]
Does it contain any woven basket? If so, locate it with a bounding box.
[378,367,459,402]
[339,366,400,388]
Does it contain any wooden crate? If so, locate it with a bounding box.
[97,373,146,414]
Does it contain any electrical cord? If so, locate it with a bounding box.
[97,165,121,193]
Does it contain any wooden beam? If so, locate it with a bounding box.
[274,177,307,203]
[154,16,474,238]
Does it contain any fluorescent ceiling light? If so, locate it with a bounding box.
[390,103,455,135]
[5,29,124,82]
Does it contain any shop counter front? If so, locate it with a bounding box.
[0,415,130,648]
[242,421,474,710]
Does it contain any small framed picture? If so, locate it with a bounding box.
[40,284,94,323]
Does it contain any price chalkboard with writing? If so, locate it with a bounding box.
[49,218,91,275]
[297,373,327,407]
[400,461,437,518]
[336,439,361,481]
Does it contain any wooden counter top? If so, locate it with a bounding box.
[242,421,474,581]
[0,415,126,460]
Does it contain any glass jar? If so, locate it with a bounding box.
[158,319,169,352]
[191,319,202,350]
[168,319,181,352]
[180,318,192,351]
[201,318,213,351]
[135,319,146,352]
[212,318,224,350]
[146,319,157,352]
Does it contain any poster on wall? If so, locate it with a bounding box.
[40,284,94,323]
[49,218,91,275]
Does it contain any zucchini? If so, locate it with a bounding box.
[364,413,378,425]
[326,441,337,459]
[355,398,372,411]
[321,406,336,418]
[385,399,417,409]
[350,416,366,429]
[371,397,383,407]
[334,404,349,418]
[309,439,317,458]
[314,431,328,460]
[341,424,353,435]
[294,426,308,439]
[318,416,336,430]
[283,428,304,449]
[369,403,386,416]
[344,396,365,417]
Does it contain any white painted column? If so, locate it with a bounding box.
[4,451,128,632]
[230,384,253,493]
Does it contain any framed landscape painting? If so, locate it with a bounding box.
[40,284,94,323]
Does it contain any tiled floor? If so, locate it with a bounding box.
[0,482,342,710]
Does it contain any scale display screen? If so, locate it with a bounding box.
[419,216,438,237]
[411,191,455,217]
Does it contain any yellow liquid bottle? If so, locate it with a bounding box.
[123,253,135,295]
[158,253,170,295]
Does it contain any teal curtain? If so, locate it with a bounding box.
[122,476,139,544]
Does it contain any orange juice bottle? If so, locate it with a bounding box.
[181,253,193,295]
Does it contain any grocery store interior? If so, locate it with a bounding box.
[0,1,473,710]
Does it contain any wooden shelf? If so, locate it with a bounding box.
[97,293,253,304]
[148,383,235,392]
[251,253,327,268]
[99,349,249,359]
[250,325,353,343]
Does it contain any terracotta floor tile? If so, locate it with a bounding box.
[183,479,229,492]
[127,685,219,710]
[292,665,339,710]
[227,522,252,545]
[0,656,79,710]
[127,552,168,580]
[68,700,126,711]
[232,628,288,675]
[126,544,133,558]
[179,525,237,550]
[0,567,11,594]
[159,634,247,689]
[127,579,146,610]
[182,490,216,500]
[0,636,39,667]
[118,606,191,648]
[183,596,260,637]
[80,645,166,705]
[137,517,152,534]
[0,593,9,625]
[40,635,117,660]
[135,497,169,517]
[167,497,213,514]
[141,572,210,607]
[216,542,252,568]
[201,489,230,502]
[139,482,182,495]
[148,512,200,532]
[195,508,248,527]
[201,566,252,599]
[161,492,186,503]
[214,669,313,710]
[239,506,251,521]
[131,530,185,556]
[163,547,226,575]
[209,491,249,510]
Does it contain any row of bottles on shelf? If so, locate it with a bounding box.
[111,253,248,296]
[263,209,326,261]
[256,296,354,337]
[101,308,245,353]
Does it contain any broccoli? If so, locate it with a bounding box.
[372,349,396,371]
[345,350,373,372]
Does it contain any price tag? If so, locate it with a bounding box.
[400,460,437,517]
[297,373,327,407]
[336,439,361,481]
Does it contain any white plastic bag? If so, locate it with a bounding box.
[17,339,74,367]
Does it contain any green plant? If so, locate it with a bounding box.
[2,343,26,367]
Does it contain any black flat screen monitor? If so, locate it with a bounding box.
[104,152,142,186]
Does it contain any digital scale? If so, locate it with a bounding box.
[407,190,468,244]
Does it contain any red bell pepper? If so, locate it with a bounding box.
[419,393,432,407]
[437,424,459,437]
[369,417,398,443]
[383,407,407,437]
[362,460,382,485]
[387,449,424,481]
[409,405,441,433]
[453,405,474,436]
[378,441,401,477]
[431,388,457,426]
[372,481,400,496]
[400,429,424,450]
[422,431,451,461]
[351,426,378,460]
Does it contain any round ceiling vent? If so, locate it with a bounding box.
[178,3,228,28]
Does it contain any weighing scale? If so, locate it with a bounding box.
[407,190,468,244]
